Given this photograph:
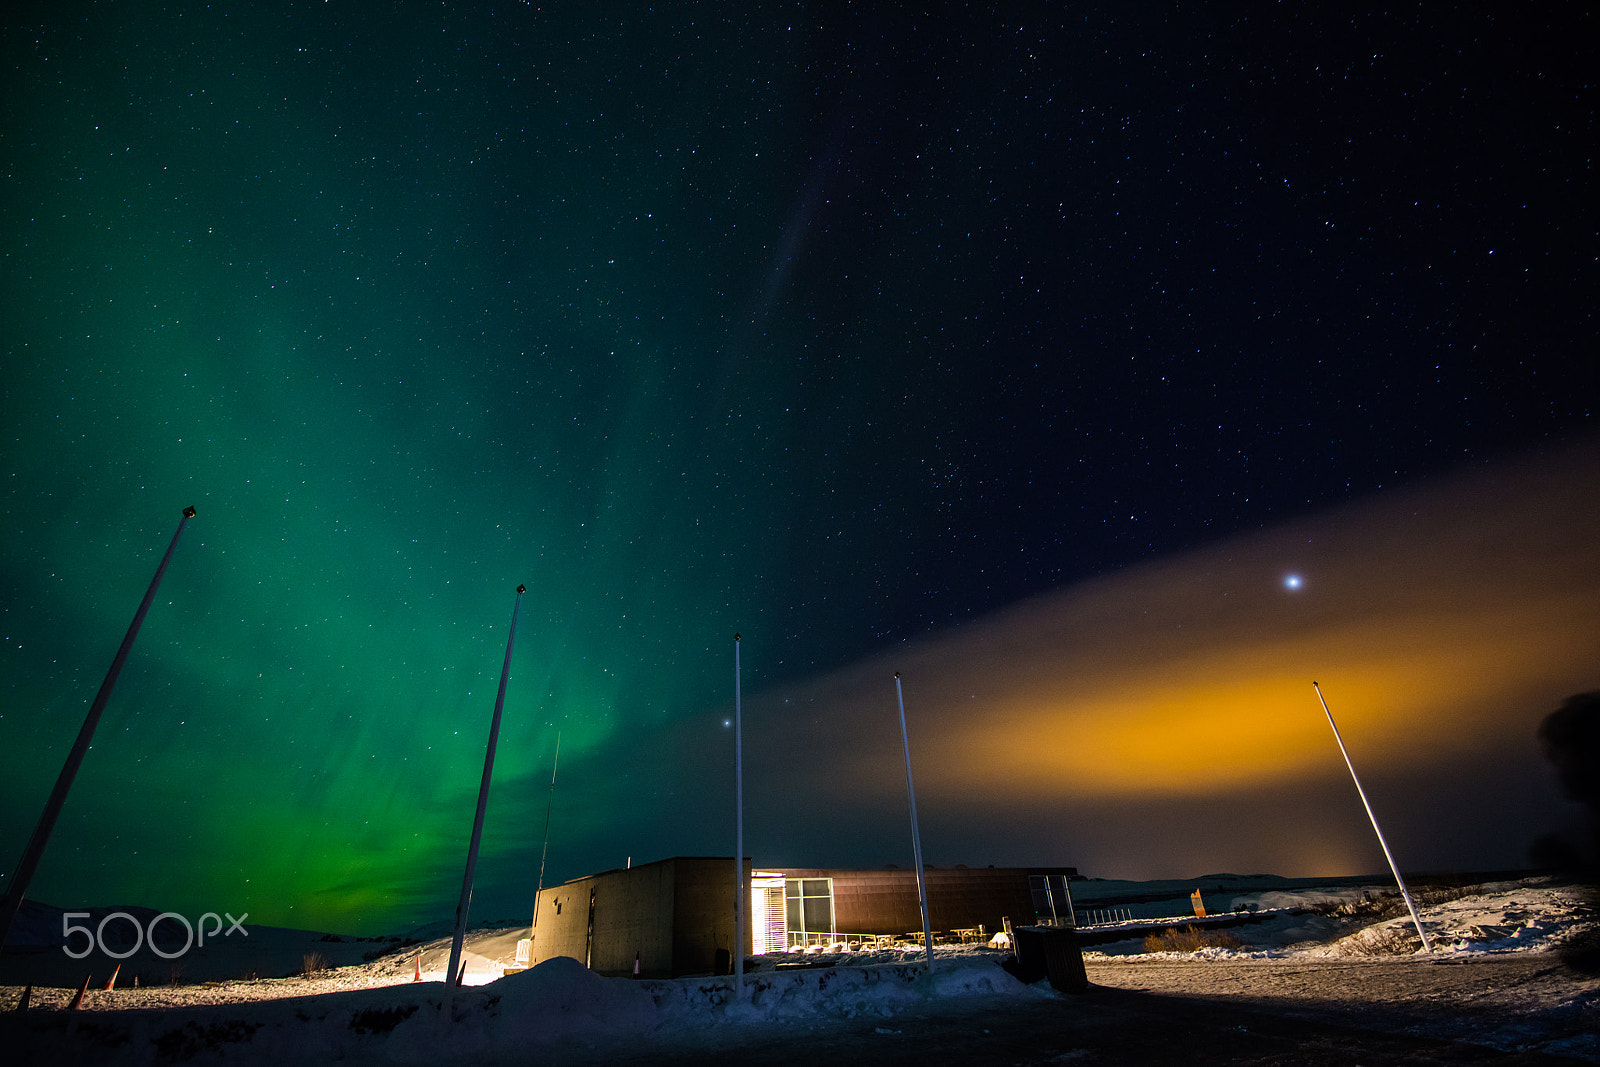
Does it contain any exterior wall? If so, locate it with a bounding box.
[527,876,597,970]
[669,856,748,977]
[590,861,678,977]
[529,860,676,977]
[770,866,1075,936]
[528,856,749,978]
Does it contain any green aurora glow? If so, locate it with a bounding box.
[2,4,826,933]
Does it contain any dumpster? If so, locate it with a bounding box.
[1011,925,1088,994]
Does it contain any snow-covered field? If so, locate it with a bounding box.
[1,876,1595,1065]
[1079,876,1597,959]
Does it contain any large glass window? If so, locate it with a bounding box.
[1029,874,1075,925]
[784,877,834,935]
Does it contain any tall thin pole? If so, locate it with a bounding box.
[0,506,195,951]
[442,584,526,1021]
[1312,681,1432,952]
[894,673,934,967]
[733,633,744,994]
[529,731,561,947]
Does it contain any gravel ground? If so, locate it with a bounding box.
[1081,952,1600,1062]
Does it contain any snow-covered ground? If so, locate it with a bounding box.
[1,876,1594,1064]
[1080,877,1597,959]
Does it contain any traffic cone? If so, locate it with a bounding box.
[104,964,121,991]
[69,974,91,1010]
[412,951,422,983]
[16,984,31,1012]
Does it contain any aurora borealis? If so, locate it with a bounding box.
[3,4,1596,935]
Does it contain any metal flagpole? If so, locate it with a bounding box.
[442,584,526,1023]
[0,506,196,951]
[529,731,561,948]
[894,673,934,967]
[1312,681,1432,952]
[733,633,744,995]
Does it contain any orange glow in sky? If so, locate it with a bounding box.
[740,437,1600,878]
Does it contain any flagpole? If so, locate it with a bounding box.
[1313,681,1432,952]
[442,584,526,1022]
[0,506,196,951]
[894,673,934,967]
[733,633,745,995]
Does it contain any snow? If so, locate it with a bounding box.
[2,876,1595,1064]
[1080,878,1595,960]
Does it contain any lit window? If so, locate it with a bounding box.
[785,878,834,935]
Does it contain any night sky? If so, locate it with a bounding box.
[2,3,1595,935]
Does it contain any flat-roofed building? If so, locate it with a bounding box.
[522,858,1076,978]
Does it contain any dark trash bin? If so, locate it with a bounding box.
[1011,925,1088,994]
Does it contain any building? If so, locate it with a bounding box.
[522,856,745,979]
[753,865,1078,952]
[522,857,1076,978]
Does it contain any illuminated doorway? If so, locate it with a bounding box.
[750,874,836,951]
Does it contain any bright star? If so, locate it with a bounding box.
[1284,574,1303,590]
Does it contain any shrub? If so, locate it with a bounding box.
[1309,883,1482,921]
[302,951,329,976]
[1330,924,1423,956]
[1361,927,1423,955]
[1142,926,1243,953]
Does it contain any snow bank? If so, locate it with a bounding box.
[379,957,663,1063]
[0,950,1046,1065]
[370,954,1045,1064]
[1085,878,1593,961]
[1311,882,1596,958]
[642,955,1046,1032]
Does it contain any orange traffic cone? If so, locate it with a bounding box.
[103,964,121,991]
[69,974,91,1010]
[412,951,422,983]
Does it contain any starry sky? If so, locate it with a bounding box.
[2,3,1595,935]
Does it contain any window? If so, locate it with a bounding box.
[1029,875,1075,925]
[784,878,834,935]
